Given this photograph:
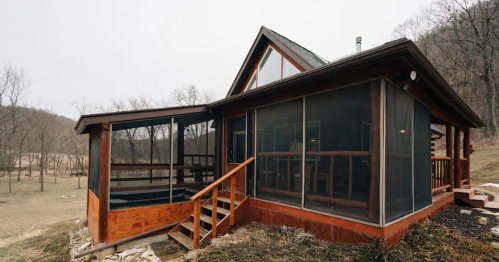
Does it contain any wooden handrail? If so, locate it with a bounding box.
[431,156,451,160]
[190,157,254,201]
[191,157,254,249]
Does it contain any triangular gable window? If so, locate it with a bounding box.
[243,46,301,92]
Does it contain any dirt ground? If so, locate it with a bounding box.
[0,176,87,238]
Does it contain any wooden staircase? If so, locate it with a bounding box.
[454,188,499,211]
[168,158,254,249]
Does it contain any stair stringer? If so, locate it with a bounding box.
[169,197,213,236]
[200,197,250,247]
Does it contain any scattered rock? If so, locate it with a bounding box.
[96,247,115,260]
[84,255,91,262]
[460,210,472,215]
[78,217,88,228]
[491,226,499,235]
[491,242,499,249]
[478,217,488,225]
[433,205,499,237]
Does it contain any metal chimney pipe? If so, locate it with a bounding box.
[356,37,362,53]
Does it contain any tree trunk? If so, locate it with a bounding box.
[17,152,22,181]
[28,153,32,177]
[40,152,44,192]
[7,170,11,193]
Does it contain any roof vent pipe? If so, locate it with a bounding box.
[356,37,362,53]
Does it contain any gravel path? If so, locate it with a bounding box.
[432,205,499,237]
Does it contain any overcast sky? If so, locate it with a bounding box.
[0,0,432,120]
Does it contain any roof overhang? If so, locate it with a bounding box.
[209,39,485,129]
[75,105,210,135]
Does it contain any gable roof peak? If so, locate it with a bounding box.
[226,26,328,97]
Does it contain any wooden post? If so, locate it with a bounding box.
[287,156,290,191]
[177,121,185,184]
[454,127,461,188]
[230,176,236,225]
[212,188,218,238]
[98,123,110,244]
[446,124,453,192]
[193,198,200,248]
[463,130,470,185]
[313,156,318,195]
[276,156,279,189]
[368,80,380,221]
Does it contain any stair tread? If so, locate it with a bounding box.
[169,232,193,249]
[470,195,488,201]
[181,222,210,238]
[191,213,220,225]
[485,201,499,209]
[454,189,475,194]
[202,205,230,215]
[218,196,241,205]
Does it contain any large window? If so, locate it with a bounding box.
[243,46,301,92]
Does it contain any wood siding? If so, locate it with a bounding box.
[106,201,194,244]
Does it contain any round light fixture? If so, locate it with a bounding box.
[410,71,417,81]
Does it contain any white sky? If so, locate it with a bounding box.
[0,0,432,119]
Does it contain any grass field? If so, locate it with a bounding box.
[0,176,87,240]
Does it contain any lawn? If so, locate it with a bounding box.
[0,176,87,240]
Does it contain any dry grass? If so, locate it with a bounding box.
[184,222,498,261]
[0,176,87,237]
[0,219,77,262]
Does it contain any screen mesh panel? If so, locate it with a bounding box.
[111,127,152,164]
[386,83,414,223]
[256,98,303,207]
[227,116,246,164]
[303,83,376,222]
[414,100,432,211]
[89,135,101,198]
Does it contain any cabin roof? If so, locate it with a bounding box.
[210,38,485,129]
[75,105,209,134]
[267,29,327,68]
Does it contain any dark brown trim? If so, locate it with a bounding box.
[75,105,208,135]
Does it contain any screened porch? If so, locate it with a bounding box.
[88,112,219,211]
[238,79,435,226]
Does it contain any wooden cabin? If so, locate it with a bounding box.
[75,26,488,249]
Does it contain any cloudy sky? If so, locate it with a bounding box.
[0,0,432,119]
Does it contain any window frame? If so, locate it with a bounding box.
[243,45,301,92]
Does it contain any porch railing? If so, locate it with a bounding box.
[190,157,255,249]
[460,158,469,184]
[255,151,370,209]
[431,156,451,193]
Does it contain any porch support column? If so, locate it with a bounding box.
[177,121,185,184]
[454,126,462,188]
[98,123,111,244]
[463,129,470,185]
[446,123,453,192]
